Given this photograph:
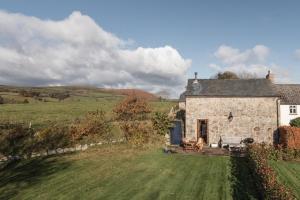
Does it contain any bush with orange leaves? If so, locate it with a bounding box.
[113,95,151,121]
[247,144,295,200]
[70,110,112,143]
[114,95,156,144]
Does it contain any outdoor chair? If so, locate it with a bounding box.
[182,138,196,151]
[195,138,204,152]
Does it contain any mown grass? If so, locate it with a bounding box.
[0,145,232,200]
[2,145,299,200]
[270,160,300,199]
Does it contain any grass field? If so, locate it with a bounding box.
[0,87,176,129]
[0,146,299,200]
[0,145,233,200]
[270,160,300,199]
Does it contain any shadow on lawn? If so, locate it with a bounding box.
[0,155,71,200]
[229,156,263,200]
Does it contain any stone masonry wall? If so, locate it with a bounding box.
[178,101,186,110]
[185,97,279,144]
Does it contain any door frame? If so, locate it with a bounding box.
[197,119,209,144]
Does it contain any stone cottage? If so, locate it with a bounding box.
[179,72,280,145]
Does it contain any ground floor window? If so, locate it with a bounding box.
[289,105,297,114]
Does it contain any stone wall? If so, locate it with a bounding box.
[0,139,124,163]
[178,101,186,110]
[185,97,279,144]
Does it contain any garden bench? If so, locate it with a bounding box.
[221,136,246,151]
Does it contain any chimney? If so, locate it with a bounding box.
[266,70,274,82]
[193,72,198,83]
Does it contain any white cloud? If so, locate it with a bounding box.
[214,44,269,65]
[295,49,300,59]
[210,45,289,82]
[0,10,191,96]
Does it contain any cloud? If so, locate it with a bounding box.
[0,10,191,96]
[214,45,269,64]
[295,49,300,59]
[210,45,289,82]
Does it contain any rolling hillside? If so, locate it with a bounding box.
[0,85,175,129]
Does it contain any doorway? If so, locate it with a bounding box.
[170,121,182,145]
[197,119,208,144]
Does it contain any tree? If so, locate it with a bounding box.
[0,123,35,158]
[23,99,29,104]
[213,71,259,80]
[113,95,151,121]
[290,117,300,127]
[238,71,258,79]
[155,90,170,100]
[114,95,152,142]
[214,71,239,80]
[151,112,173,135]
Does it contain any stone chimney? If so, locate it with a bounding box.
[266,70,274,82]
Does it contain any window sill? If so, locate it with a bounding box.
[289,113,298,115]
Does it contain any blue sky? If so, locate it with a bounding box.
[0,0,299,95]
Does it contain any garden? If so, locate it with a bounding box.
[1,89,300,199]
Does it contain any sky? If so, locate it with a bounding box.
[0,0,300,97]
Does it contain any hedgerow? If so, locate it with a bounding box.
[247,144,295,200]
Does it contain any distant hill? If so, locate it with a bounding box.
[101,88,159,100]
[0,85,159,101]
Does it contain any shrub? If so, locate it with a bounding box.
[114,95,151,121]
[50,92,70,101]
[151,112,173,135]
[247,144,295,200]
[114,95,153,143]
[19,90,40,97]
[0,95,3,104]
[0,122,35,158]
[119,120,159,146]
[70,110,112,142]
[23,99,29,104]
[35,125,72,151]
[214,71,239,80]
[290,117,300,127]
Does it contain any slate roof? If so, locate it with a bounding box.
[276,84,300,105]
[184,79,278,97]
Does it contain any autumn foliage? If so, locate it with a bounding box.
[113,95,151,121]
[278,126,300,149]
[70,110,112,142]
[114,95,156,144]
[247,144,295,200]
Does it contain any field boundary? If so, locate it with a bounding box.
[0,139,124,163]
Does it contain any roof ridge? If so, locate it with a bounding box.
[187,78,267,81]
[276,84,300,86]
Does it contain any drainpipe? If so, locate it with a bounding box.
[276,98,280,128]
[276,97,281,145]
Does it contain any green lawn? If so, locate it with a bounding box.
[3,145,298,199]
[0,145,232,200]
[270,160,300,199]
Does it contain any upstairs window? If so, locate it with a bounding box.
[289,105,297,114]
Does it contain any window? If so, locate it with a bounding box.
[289,105,297,114]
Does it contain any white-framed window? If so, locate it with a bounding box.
[289,105,297,114]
